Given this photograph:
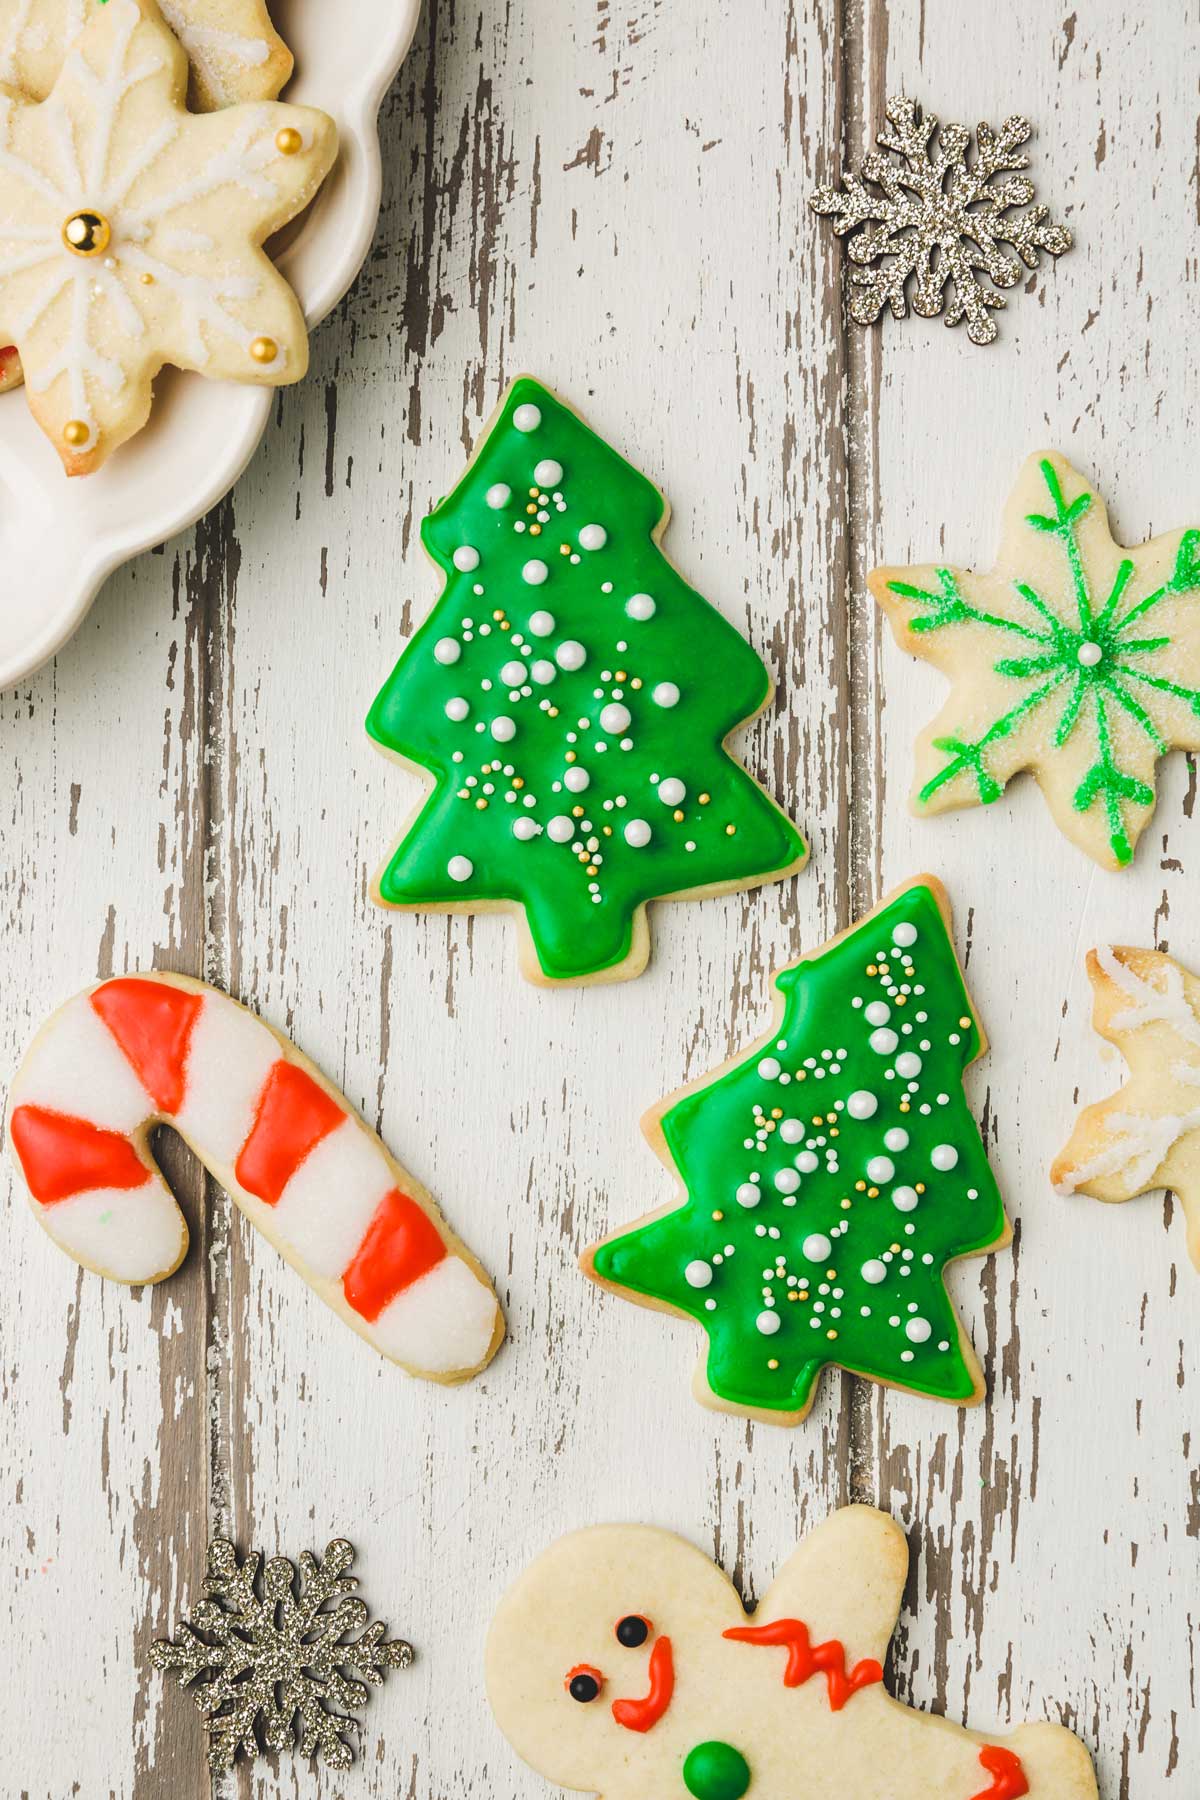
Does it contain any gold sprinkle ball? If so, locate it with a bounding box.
[62,419,89,447]
[249,335,278,364]
[275,126,304,155]
[61,209,110,256]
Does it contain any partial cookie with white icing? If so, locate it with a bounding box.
[0,0,335,474]
[1052,944,1200,1272]
[487,1508,1099,1800]
[9,972,505,1384]
[0,0,292,111]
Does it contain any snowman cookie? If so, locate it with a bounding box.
[0,0,292,111]
[0,0,335,473]
[486,1508,1098,1800]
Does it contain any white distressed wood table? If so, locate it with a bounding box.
[2,1,1195,1794]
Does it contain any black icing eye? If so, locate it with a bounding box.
[566,1665,603,1702]
[615,1614,651,1648]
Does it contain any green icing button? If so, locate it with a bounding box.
[682,1740,751,1800]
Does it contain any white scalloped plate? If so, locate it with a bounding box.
[0,0,422,687]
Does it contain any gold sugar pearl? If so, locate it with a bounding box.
[725,824,736,836]
[62,209,110,257]
[62,419,90,447]
[275,126,304,155]
[711,1209,724,1222]
[249,336,278,364]
[767,1358,779,1371]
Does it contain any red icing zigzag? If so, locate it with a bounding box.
[972,1747,1029,1800]
[721,1618,883,1710]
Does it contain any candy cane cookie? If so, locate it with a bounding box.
[8,974,504,1383]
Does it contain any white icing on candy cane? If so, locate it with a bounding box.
[8,975,503,1382]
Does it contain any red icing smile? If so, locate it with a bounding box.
[611,1636,674,1732]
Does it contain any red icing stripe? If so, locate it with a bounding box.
[10,1105,151,1204]
[234,1060,344,1205]
[971,1747,1029,1800]
[611,1636,675,1733]
[342,1188,447,1322]
[722,1618,883,1710]
[91,978,203,1115]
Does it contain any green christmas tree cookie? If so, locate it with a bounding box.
[584,878,1008,1425]
[871,452,1200,869]
[366,379,806,984]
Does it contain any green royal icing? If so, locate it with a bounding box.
[682,1741,752,1800]
[591,882,1004,1416]
[891,458,1200,866]
[366,379,805,982]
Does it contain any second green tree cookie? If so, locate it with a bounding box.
[366,379,806,985]
[584,878,1008,1425]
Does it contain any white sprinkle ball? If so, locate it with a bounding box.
[447,856,473,882]
[626,593,656,620]
[931,1144,959,1171]
[434,637,460,665]
[624,818,652,847]
[861,1260,888,1285]
[485,483,511,509]
[452,545,480,572]
[847,1090,877,1120]
[579,523,608,551]
[547,816,575,843]
[652,681,680,708]
[513,403,541,431]
[685,1260,712,1289]
[534,459,563,486]
[528,610,555,637]
[658,777,686,806]
[556,640,587,671]
[522,559,549,586]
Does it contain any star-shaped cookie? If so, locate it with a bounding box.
[0,0,292,111]
[870,453,1200,868]
[0,0,335,473]
[1052,944,1200,1273]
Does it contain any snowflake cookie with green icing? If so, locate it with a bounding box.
[871,453,1200,869]
[366,377,807,986]
[0,0,336,473]
[0,0,292,112]
[1053,944,1200,1275]
[583,877,1009,1425]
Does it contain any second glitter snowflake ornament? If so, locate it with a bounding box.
[152,1537,412,1771]
[811,95,1072,345]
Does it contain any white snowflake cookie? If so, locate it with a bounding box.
[0,0,336,474]
[0,0,292,112]
[1053,945,1200,1274]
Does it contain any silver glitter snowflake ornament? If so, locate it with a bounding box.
[811,95,1072,346]
[151,1537,413,1771]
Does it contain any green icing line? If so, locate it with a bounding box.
[591,883,1005,1416]
[893,459,1200,867]
[366,379,805,982]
